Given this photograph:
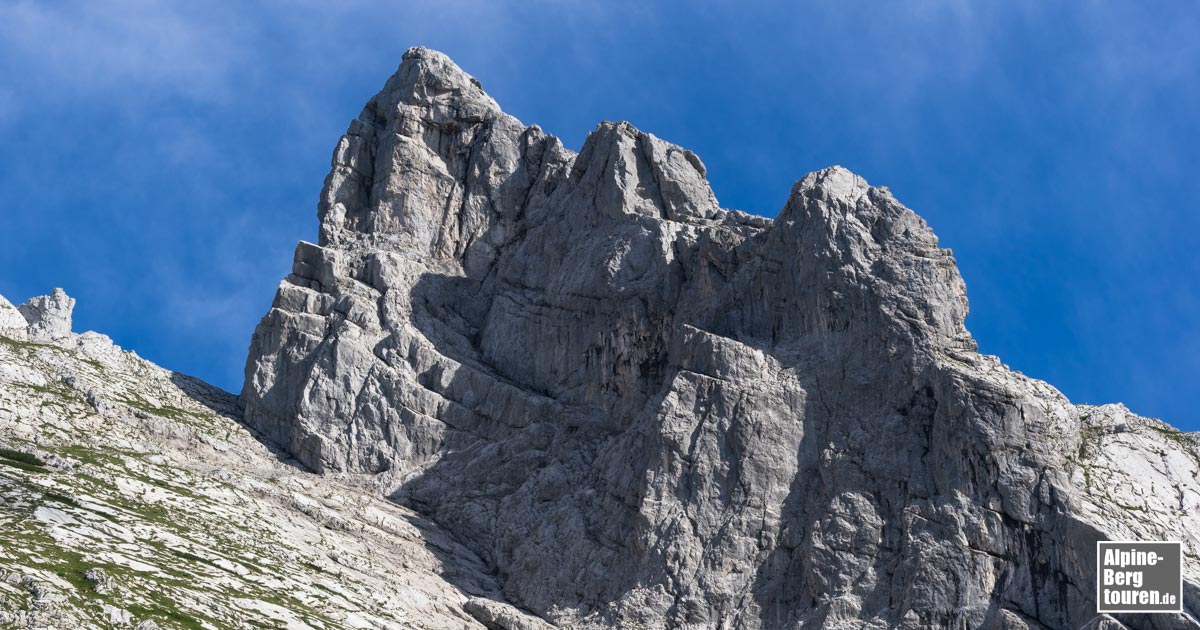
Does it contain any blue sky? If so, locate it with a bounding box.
[1,1,1197,430]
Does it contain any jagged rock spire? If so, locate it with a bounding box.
[0,288,75,342]
[18,288,75,342]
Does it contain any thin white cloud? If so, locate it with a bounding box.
[0,0,248,104]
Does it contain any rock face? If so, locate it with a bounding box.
[242,48,1200,629]
[17,287,75,342]
[0,292,528,628]
[0,295,28,340]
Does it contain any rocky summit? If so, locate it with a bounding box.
[2,47,1198,629]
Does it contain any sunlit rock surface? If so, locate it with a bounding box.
[241,48,1200,629]
[0,289,534,628]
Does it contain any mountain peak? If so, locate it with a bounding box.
[568,119,721,221]
[794,164,870,205]
[234,48,1200,629]
[315,48,523,250]
[376,46,502,123]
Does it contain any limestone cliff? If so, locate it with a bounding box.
[241,48,1200,629]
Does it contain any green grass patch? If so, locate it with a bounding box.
[41,490,80,509]
[15,381,84,408]
[21,382,65,396]
[80,357,105,371]
[0,457,49,473]
[56,444,128,468]
[301,560,328,575]
[1146,425,1200,467]
[168,547,220,571]
[1077,425,1104,461]
[125,584,222,630]
[126,603,205,630]
[1080,462,1093,489]
[1148,425,1196,449]
[141,475,206,502]
[117,393,213,429]
[0,335,57,353]
[0,448,45,466]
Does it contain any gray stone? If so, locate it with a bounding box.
[464,597,556,630]
[241,47,1200,629]
[18,288,74,342]
[83,567,114,595]
[1080,615,1132,630]
[0,294,28,340]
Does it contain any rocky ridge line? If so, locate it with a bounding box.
[0,289,550,628]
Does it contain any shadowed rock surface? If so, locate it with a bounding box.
[226,47,1195,629]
